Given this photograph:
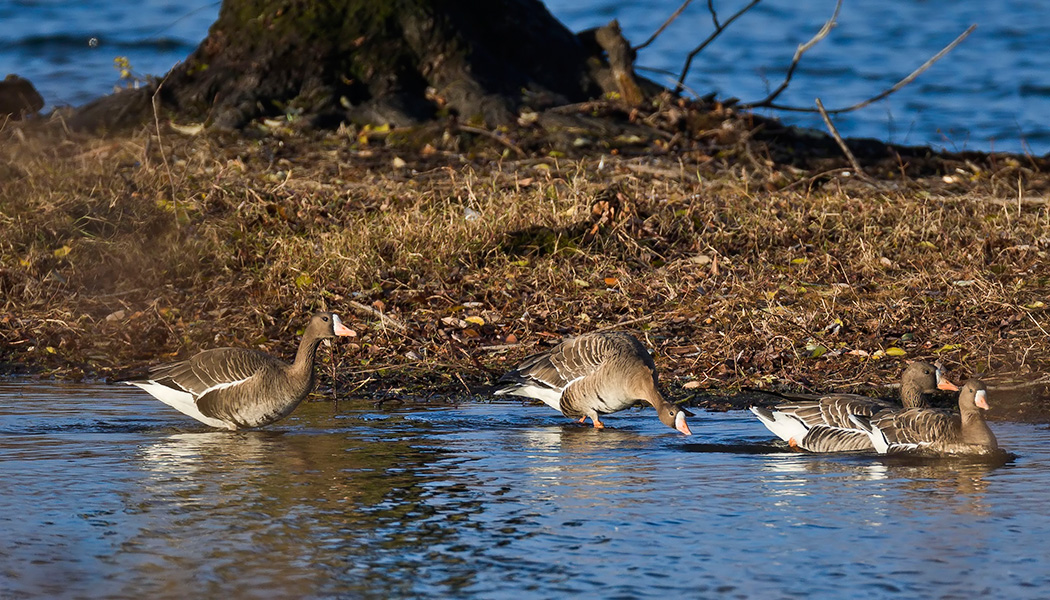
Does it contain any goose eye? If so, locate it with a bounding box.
[322,316,329,322]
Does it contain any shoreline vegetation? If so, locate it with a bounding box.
[2,96,1048,420]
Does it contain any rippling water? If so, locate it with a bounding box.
[2,1,1049,154]
[2,381,1049,598]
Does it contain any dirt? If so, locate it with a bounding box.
[2,96,1048,420]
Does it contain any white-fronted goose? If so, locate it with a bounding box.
[850,379,999,456]
[750,361,958,452]
[493,331,692,435]
[127,312,354,429]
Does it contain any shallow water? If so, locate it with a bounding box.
[3,0,1050,153]
[2,381,1049,598]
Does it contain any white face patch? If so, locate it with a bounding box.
[974,389,989,409]
[332,314,343,328]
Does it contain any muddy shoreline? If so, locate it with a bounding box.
[2,99,1048,421]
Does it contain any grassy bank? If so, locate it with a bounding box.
[1,107,1048,416]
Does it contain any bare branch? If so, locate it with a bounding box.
[348,299,408,332]
[746,24,977,114]
[635,0,694,52]
[815,98,876,184]
[745,0,842,108]
[675,0,762,95]
[707,0,721,29]
[636,65,709,98]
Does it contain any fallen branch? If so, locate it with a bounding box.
[991,375,1050,392]
[347,299,408,332]
[745,0,842,109]
[675,0,762,95]
[457,124,525,157]
[745,24,977,114]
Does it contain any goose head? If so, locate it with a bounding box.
[960,379,990,411]
[307,312,356,340]
[626,368,693,436]
[655,401,694,436]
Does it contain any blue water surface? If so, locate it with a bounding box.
[1,381,1048,599]
[1,0,1048,153]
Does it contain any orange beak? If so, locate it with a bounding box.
[333,314,356,337]
[675,411,692,436]
[936,368,959,392]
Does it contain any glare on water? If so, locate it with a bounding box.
[1,381,1049,599]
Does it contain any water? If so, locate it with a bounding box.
[1,1,1049,154]
[2,381,1049,598]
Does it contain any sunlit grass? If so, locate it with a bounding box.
[1,121,1047,404]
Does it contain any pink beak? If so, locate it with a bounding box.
[675,411,692,436]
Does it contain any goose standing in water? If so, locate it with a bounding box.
[850,378,1000,456]
[126,312,354,429]
[750,361,958,452]
[493,331,692,435]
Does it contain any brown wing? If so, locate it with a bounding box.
[494,332,649,394]
[800,425,873,452]
[148,348,282,416]
[775,394,894,429]
[868,407,959,446]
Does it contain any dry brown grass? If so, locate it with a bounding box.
[1,111,1048,416]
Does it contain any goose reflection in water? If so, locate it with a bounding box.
[751,450,1009,517]
[131,425,493,598]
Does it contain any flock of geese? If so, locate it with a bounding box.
[125,311,1001,457]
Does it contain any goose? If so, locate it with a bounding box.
[126,312,354,429]
[849,378,999,456]
[749,361,958,452]
[493,331,692,435]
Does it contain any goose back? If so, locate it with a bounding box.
[852,379,999,456]
[494,331,690,434]
[751,361,949,452]
[128,312,351,429]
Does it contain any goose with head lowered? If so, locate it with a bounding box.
[849,378,1000,456]
[749,361,958,452]
[492,331,692,435]
[126,312,355,429]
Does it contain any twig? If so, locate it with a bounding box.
[634,0,694,51]
[815,98,875,184]
[1028,312,1050,338]
[457,124,525,157]
[594,315,653,333]
[150,79,178,230]
[707,0,721,28]
[745,0,842,108]
[635,65,708,98]
[347,299,408,332]
[991,375,1050,392]
[675,0,762,95]
[478,343,521,351]
[746,25,976,114]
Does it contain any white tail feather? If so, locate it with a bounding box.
[750,407,810,443]
[126,381,234,430]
